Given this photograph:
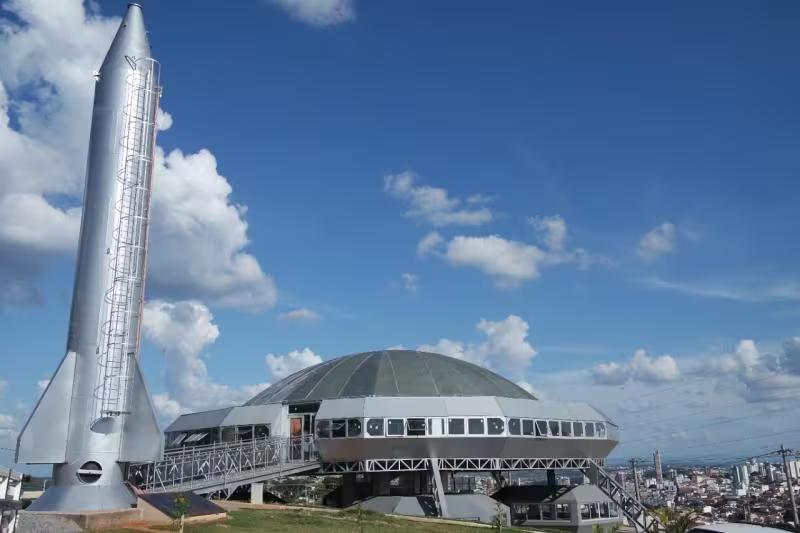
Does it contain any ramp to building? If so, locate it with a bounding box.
[128,436,320,495]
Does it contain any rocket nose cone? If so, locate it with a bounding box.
[101,3,152,71]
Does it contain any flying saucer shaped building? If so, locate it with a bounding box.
[164,350,618,513]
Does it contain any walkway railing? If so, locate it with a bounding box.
[127,435,319,494]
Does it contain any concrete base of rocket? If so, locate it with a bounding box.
[26,482,136,512]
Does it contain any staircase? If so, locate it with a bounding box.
[429,458,449,518]
[127,436,320,495]
[583,459,663,533]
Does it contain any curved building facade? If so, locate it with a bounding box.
[165,350,618,468]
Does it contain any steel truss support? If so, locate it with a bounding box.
[319,456,606,474]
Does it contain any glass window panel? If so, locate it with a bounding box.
[331,419,347,438]
[541,504,556,520]
[535,420,547,436]
[315,420,330,438]
[254,425,269,439]
[367,418,384,436]
[596,422,607,438]
[549,420,560,436]
[561,421,572,436]
[221,427,236,442]
[387,419,404,436]
[448,418,465,435]
[468,418,485,435]
[581,504,591,520]
[557,503,571,520]
[347,419,362,437]
[522,419,534,436]
[585,422,595,437]
[237,425,253,440]
[610,503,619,517]
[487,417,505,435]
[590,503,599,519]
[601,502,610,518]
[407,418,426,436]
[508,418,521,435]
[527,504,541,520]
[573,422,584,437]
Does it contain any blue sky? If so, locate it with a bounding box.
[1,0,799,468]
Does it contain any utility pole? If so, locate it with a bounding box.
[779,444,799,527]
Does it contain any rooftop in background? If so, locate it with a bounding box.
[245,350,535,405]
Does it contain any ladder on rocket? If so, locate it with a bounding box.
[94,59,158,420]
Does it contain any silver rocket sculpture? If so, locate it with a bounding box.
[16,4,162,511]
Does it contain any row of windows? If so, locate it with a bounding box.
[511,501,619,522]
[315,417,609,439]
[166,424,270,449]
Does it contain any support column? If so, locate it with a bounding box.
[341,473,356,507]
[250,483,263,505]
[547,469,557,487]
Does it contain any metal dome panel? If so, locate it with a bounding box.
[245,350,534,405]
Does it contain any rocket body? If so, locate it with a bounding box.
[16,4,162,511]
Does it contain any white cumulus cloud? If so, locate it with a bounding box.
[266,348,323,380]
[384,171,493,227]
[592,349,680,385]
[419,315,537,376]
[143,300,269,419]
[279,307,321,322]
[638,222,676,260]
[268,0,355,27]
[528,215,567,251]
[417,231,444,258]
[445,235,546,288]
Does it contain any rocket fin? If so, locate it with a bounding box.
[16,351,76,463]
[119,357,162,462]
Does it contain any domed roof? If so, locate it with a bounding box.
[245,350,535,405]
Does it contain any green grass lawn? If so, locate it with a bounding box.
[111,508,501,532]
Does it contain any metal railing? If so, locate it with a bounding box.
[127,435,319,494]
[583,459,663,533]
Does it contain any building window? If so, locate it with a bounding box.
[600,502,610,518]
[560,421,572,437]
[331,419,347,438]
[573,421,584,437]
[557,503,571,520]
[366,418,384,436]
[448,418,465,435]
[347,419,362,437]
[585,422,595,437]
[523,419,535,436]
[596,422,607,438]
[255,425,270,439]
[508,418,521,435]
[610,503,619,517]
[427,418,445,436]
[487,418,505,435]
[316,420,330,438]
[581,504,590,520]
[468,418,485,435]
[541,504,556,520]
[548,420,560,437]
[387,418,404,436]
[237,425,253,440]
[535,420,548,437]
[407,418,426,436]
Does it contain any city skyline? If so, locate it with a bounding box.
[1,0,799,468]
